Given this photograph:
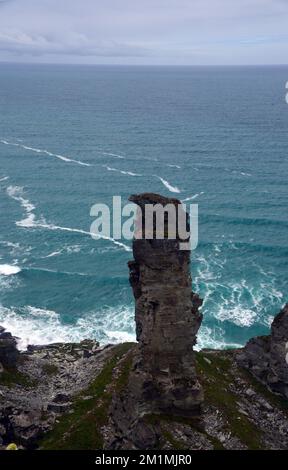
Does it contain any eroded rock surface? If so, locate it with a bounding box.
[237,303,288,399]
[107,193,204,448]
[128,193,203,415]
[0,326,20,369]
[0,337,116,449]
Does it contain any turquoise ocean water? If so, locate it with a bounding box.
[0,64,287,349]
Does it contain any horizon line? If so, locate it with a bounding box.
[0,61,288,67]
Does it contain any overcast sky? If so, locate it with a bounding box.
[0,0,288,65]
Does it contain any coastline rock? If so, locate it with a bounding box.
[0,327,20,369]
[0,335,116,449]
[237,303,288,398]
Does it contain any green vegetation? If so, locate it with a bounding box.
[0,368,36,388]
[34,345,286,450]
[240,366,288,414]
[195,351,263,450]
[145,413,224,450]
[40,343,134,450]
[42,363,59,376]
[161,429,186,450]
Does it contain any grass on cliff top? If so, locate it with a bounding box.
[195,351,264,450]
[146,413,225,450]
[146,351,265,450]
[240,366,288,414]
[40,343,134,450]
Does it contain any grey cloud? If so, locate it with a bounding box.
[0,0,287,64]
[0,30,155,57]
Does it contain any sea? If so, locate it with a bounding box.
[0,63,287,350]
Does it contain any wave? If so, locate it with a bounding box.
[196,325,242,351]
[154,175,181,193]
[24,266,92,277]
[44,250,63,258]
[1,139,91,167]
[43,245,81,258]
[7,185,36,227]
[0,176,9,182]
[0,241,32,261]
[0,304,135,350]
[167,164,181,169]
[182,192,205,202]
[103,165,142,177]
[193,249,285,337]
[101,152,125,159]
[224,168,252,177]
[6,185,131,252]
[215,304,258,328]
[202,212,288,228]
[197,240,288,256]
[0,264,21,276]
[37,222,131,252]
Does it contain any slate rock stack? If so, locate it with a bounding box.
[127,193,203,415]
[107,193,204,448]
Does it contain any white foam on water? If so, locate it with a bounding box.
[43,245,82,258]
[194,248,285,337]
[6,185,36,227]
[66,245,81,254]
[0,304,135,350]
[167,164,181,169]
[6,185,131,252]
[224,167,252,177]
[38,222,131,252]
[105,330,135,343]
[215,304,258,328]
[101,152,125,159]
[231,169,252,177]
[103,165,142,177]
[0,241,33,266]
[182,191,204,202]
[1,139,91,167]
[197,325,242,351]
[154,175,181,193]
[45,250,63,258]
[0,176,9,182]
[0,264,21,276]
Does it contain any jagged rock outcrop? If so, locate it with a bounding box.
[0,336,115,449]
[0,326,20,369]
[107,193,203,448]
[237,303,288,398]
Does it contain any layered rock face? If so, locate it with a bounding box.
[0,326,20,370]
[237,303,288,398]
[127,193,203,416]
